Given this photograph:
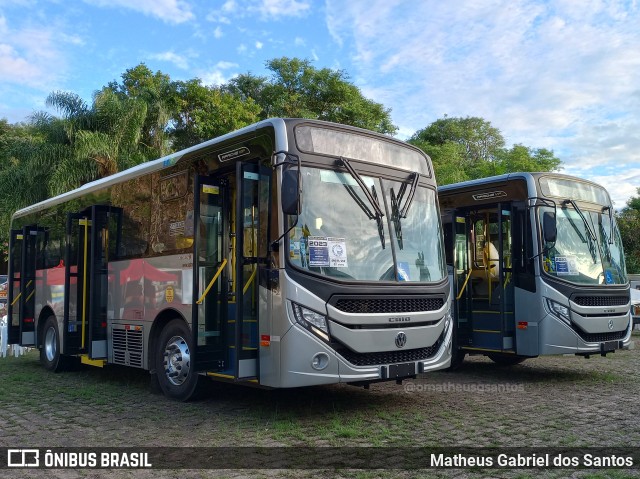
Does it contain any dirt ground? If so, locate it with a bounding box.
[1,334,640,479]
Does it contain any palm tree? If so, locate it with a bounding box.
[46,89,148,195]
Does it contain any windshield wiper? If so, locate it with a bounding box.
[602,206,614,244]
[391,172,420,250]
[398,172,419,218]
[565,200,597,263]
[567,200,596,241]
[337,157,385,248]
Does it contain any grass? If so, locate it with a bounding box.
[1,344,639,478]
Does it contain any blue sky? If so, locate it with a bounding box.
[0,0,639,207]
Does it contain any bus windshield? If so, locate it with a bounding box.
[289,167,446,282]
[540,204,627,285]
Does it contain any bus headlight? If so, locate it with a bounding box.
[546,299,570,324]
[292,302,330,341]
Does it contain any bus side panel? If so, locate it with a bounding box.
[258,280,281,387]
[107,254,192,370]
[513,287,540,356]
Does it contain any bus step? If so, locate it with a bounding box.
[471,330,503,350]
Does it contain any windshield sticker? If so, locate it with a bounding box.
[555,256,578,275]
[605,270,614,284]
[397,262,410,281]
[309,236,329,266]
[290,240,301,260]
[328,238,348,268]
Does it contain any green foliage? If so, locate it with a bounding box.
[108,64,173,157]
[409,116,561,185]
[226,57,397,135]
[170,78,260,151]
[617,188,640,273]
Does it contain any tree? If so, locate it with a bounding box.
[45,89,148,195]
[408,116,561,185]
[107,64,174,158]
[170,78,261,151]
[495,144,561,175]
[226,57,397,135]
[618,188,640,274]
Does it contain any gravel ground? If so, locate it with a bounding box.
[1,333,639,479]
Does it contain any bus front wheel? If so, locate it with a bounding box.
[487,354,527,366]
[156,319,202,401]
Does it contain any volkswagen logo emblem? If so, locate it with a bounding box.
[608,319,614,330]
[395,332,407,348]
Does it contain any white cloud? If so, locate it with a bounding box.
[254,0,310,19]
[215,61,238,69]
[84,0,193,24]
[325,0,640,204]
[0,16,72,89]
[213,26,223,38]
[255,41,263,49]
[237,43,247,54]
[206,0,310,23]
[294,37,305,46]
[150,51,190,69]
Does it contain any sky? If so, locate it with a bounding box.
[0,0,639,207]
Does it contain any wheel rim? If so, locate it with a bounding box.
[44,325,57,362]
[162,335,191,386]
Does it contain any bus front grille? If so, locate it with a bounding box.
[333,297,444,314]
[572,327,628,343]
[335,330,445,367]
[573,296,629,307]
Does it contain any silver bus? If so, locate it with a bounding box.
[6,118,452,400]
[438,172,633,366]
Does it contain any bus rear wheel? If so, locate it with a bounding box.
[156,319,202,401]
[40,316,70,372]
[487,354,527,366]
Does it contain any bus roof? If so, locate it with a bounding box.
[12,118,293,221]
[438,172,606,197]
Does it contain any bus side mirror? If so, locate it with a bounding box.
[281,169,300,215]
[543,211,557,243]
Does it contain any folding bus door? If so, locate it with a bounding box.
[64,206,120,362]
[6,226,45,346]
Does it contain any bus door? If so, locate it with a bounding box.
[455,205,515,352]
[192,175,229,372]
[234,162,271,380]
[192,163,271,379]
[6,226,45,346]
[64,205,121,362]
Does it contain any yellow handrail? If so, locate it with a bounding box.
[11,280,32,306]
[196,259,228,305]
[81,218,89,349]
[243,267,257,295]
[456,269,474,300]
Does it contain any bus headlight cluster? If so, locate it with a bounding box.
[291,302,330,341]
[546,298,571,324]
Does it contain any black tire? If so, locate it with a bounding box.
[156,319,202,401]
[448,349,466,370]
[40,316,69,372]
[446,317,465,370]
[487,354,527,366]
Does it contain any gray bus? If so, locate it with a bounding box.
[439,172,632,366]
[6,118,452,400]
